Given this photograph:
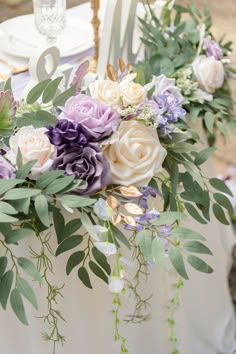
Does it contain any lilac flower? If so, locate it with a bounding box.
[51,145,112,196]
[203,36,223,61]
[59,94,120,141]
[46,119,89,154]
[159,225,172,251]
[138,185,160,209]
[0,155,15,179]
[124,209,160,232]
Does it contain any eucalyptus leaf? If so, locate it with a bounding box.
[17,258,42,284]
[137,230,153,262]
[6,228,34,244]
[53,84,76,106]
[92,247,111,275]
[26,79,51,104]
[209,178,233,197]
[187,255,213,274]
[0,201,17,215]
[80,212,98,241]
[212,204,230,225]
[110,224,131,249]
[42,76,63,103]
[213,193,234,214]
[10,288,28,325]
[0,256,7,278]
[56,235,83,256]
[4,188,41,200]
[89,261,108,284]
[169,246,189,280]
[78,266,92,289]
[59,219,82,241]
[152,237,166,270]
[195,147,216,166]
[0,270,14,309]
[153,212,185,226]
[16,160,37,179]
[0,179,25,195]
[36,170,65,189]
[16,277,38,310]
[184,203,207,224]
[34,195,50,227]
[59,195,96,208]
[44,176,74,195]
[183,241,212,255]
[66,251,85,275]
[171,227,206,241]
[53,211,65,244]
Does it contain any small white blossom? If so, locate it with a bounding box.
[95,242,117,256]
[108,277,124,293]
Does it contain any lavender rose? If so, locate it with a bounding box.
[52,145,112,195]
[59,94,120,141]
[46,119,89,154]
[0,155,15,179]
[146,74,183,102]
[203,36,223,61]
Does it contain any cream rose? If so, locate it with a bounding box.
[193,56,225,93]
[103,121,167,186]
[120,75,146,107]
[89,80,121,108]
[7,126,56,179]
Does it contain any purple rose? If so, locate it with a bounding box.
[59,94,120,141]
[52,145,112,196]
[203,36,223,61]
[46,119,89,154]
[148,75,184,102]
[0,155,15,179]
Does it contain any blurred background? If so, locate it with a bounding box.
[0,0,235,175]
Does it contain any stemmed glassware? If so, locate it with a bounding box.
[33,0,66,46]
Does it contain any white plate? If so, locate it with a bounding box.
[0,10,94,59]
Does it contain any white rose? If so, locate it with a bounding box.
[89,80,121,108]
[7,126,55,179]
[120,75,146,107]
[103,120,167,186]
[193,56,225,93]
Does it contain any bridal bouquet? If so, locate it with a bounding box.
[0,61,233,353]
[137,0,236,144]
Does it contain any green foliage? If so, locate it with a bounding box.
[66,251,85,275]
[56,235,83,256]
[0,270,14,309]
[10,288,28,325]
[169,246,189,280]
[78,266,92,289]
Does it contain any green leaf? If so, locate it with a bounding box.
[59,195,96,208]
[152,237,166,270]
[183,241,212,255]
[66,251,85,275]
[190,106,201,123]
[0,212,18,223]
[53,211,65,244]
[17,258,42,284]
[110,224,131,249]
[56,235,83,256]
[184,203,207,224]
[169,246,189,280]
[212,204,230,225]
[89,261,108,284]
[137,230,153,262]
[171,227,206,241]
[4,78,12,92]
[16,277,38,310]
[209,178,233,197]
[34,195,50,227]
[80,212,98,241]
[78,266,92,289]
[44,176,74,195]
[153,212,185,226]
[195,147,216,166]
[0,179,25,195]
[42,76,63,103]
[173,142,198,153]
[4,188,41,200]
[36,170,65,189]
[182,161,204,189]
[16,160,37,179]
[92,247,111,275]
[6,228,34,244]
[10,288,28,325]
[26,79,51,104]
[160,57,175,76]
[59,219,82,241]
[213,193,234,214]
[216,121,228,137]
[9,198,30,214]
[53,84,76,106]
[187,255,213,274]
[0,270,14,309]
[35,110,57,127]
[204,112,215,133]
[0,201,17,215]
[0,256,7,278]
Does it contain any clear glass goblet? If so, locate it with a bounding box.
[33,0,66,46]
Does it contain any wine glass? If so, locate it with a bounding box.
[33,0,66,46]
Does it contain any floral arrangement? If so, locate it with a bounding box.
[136,0,236,145]
[0,59,233,354]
